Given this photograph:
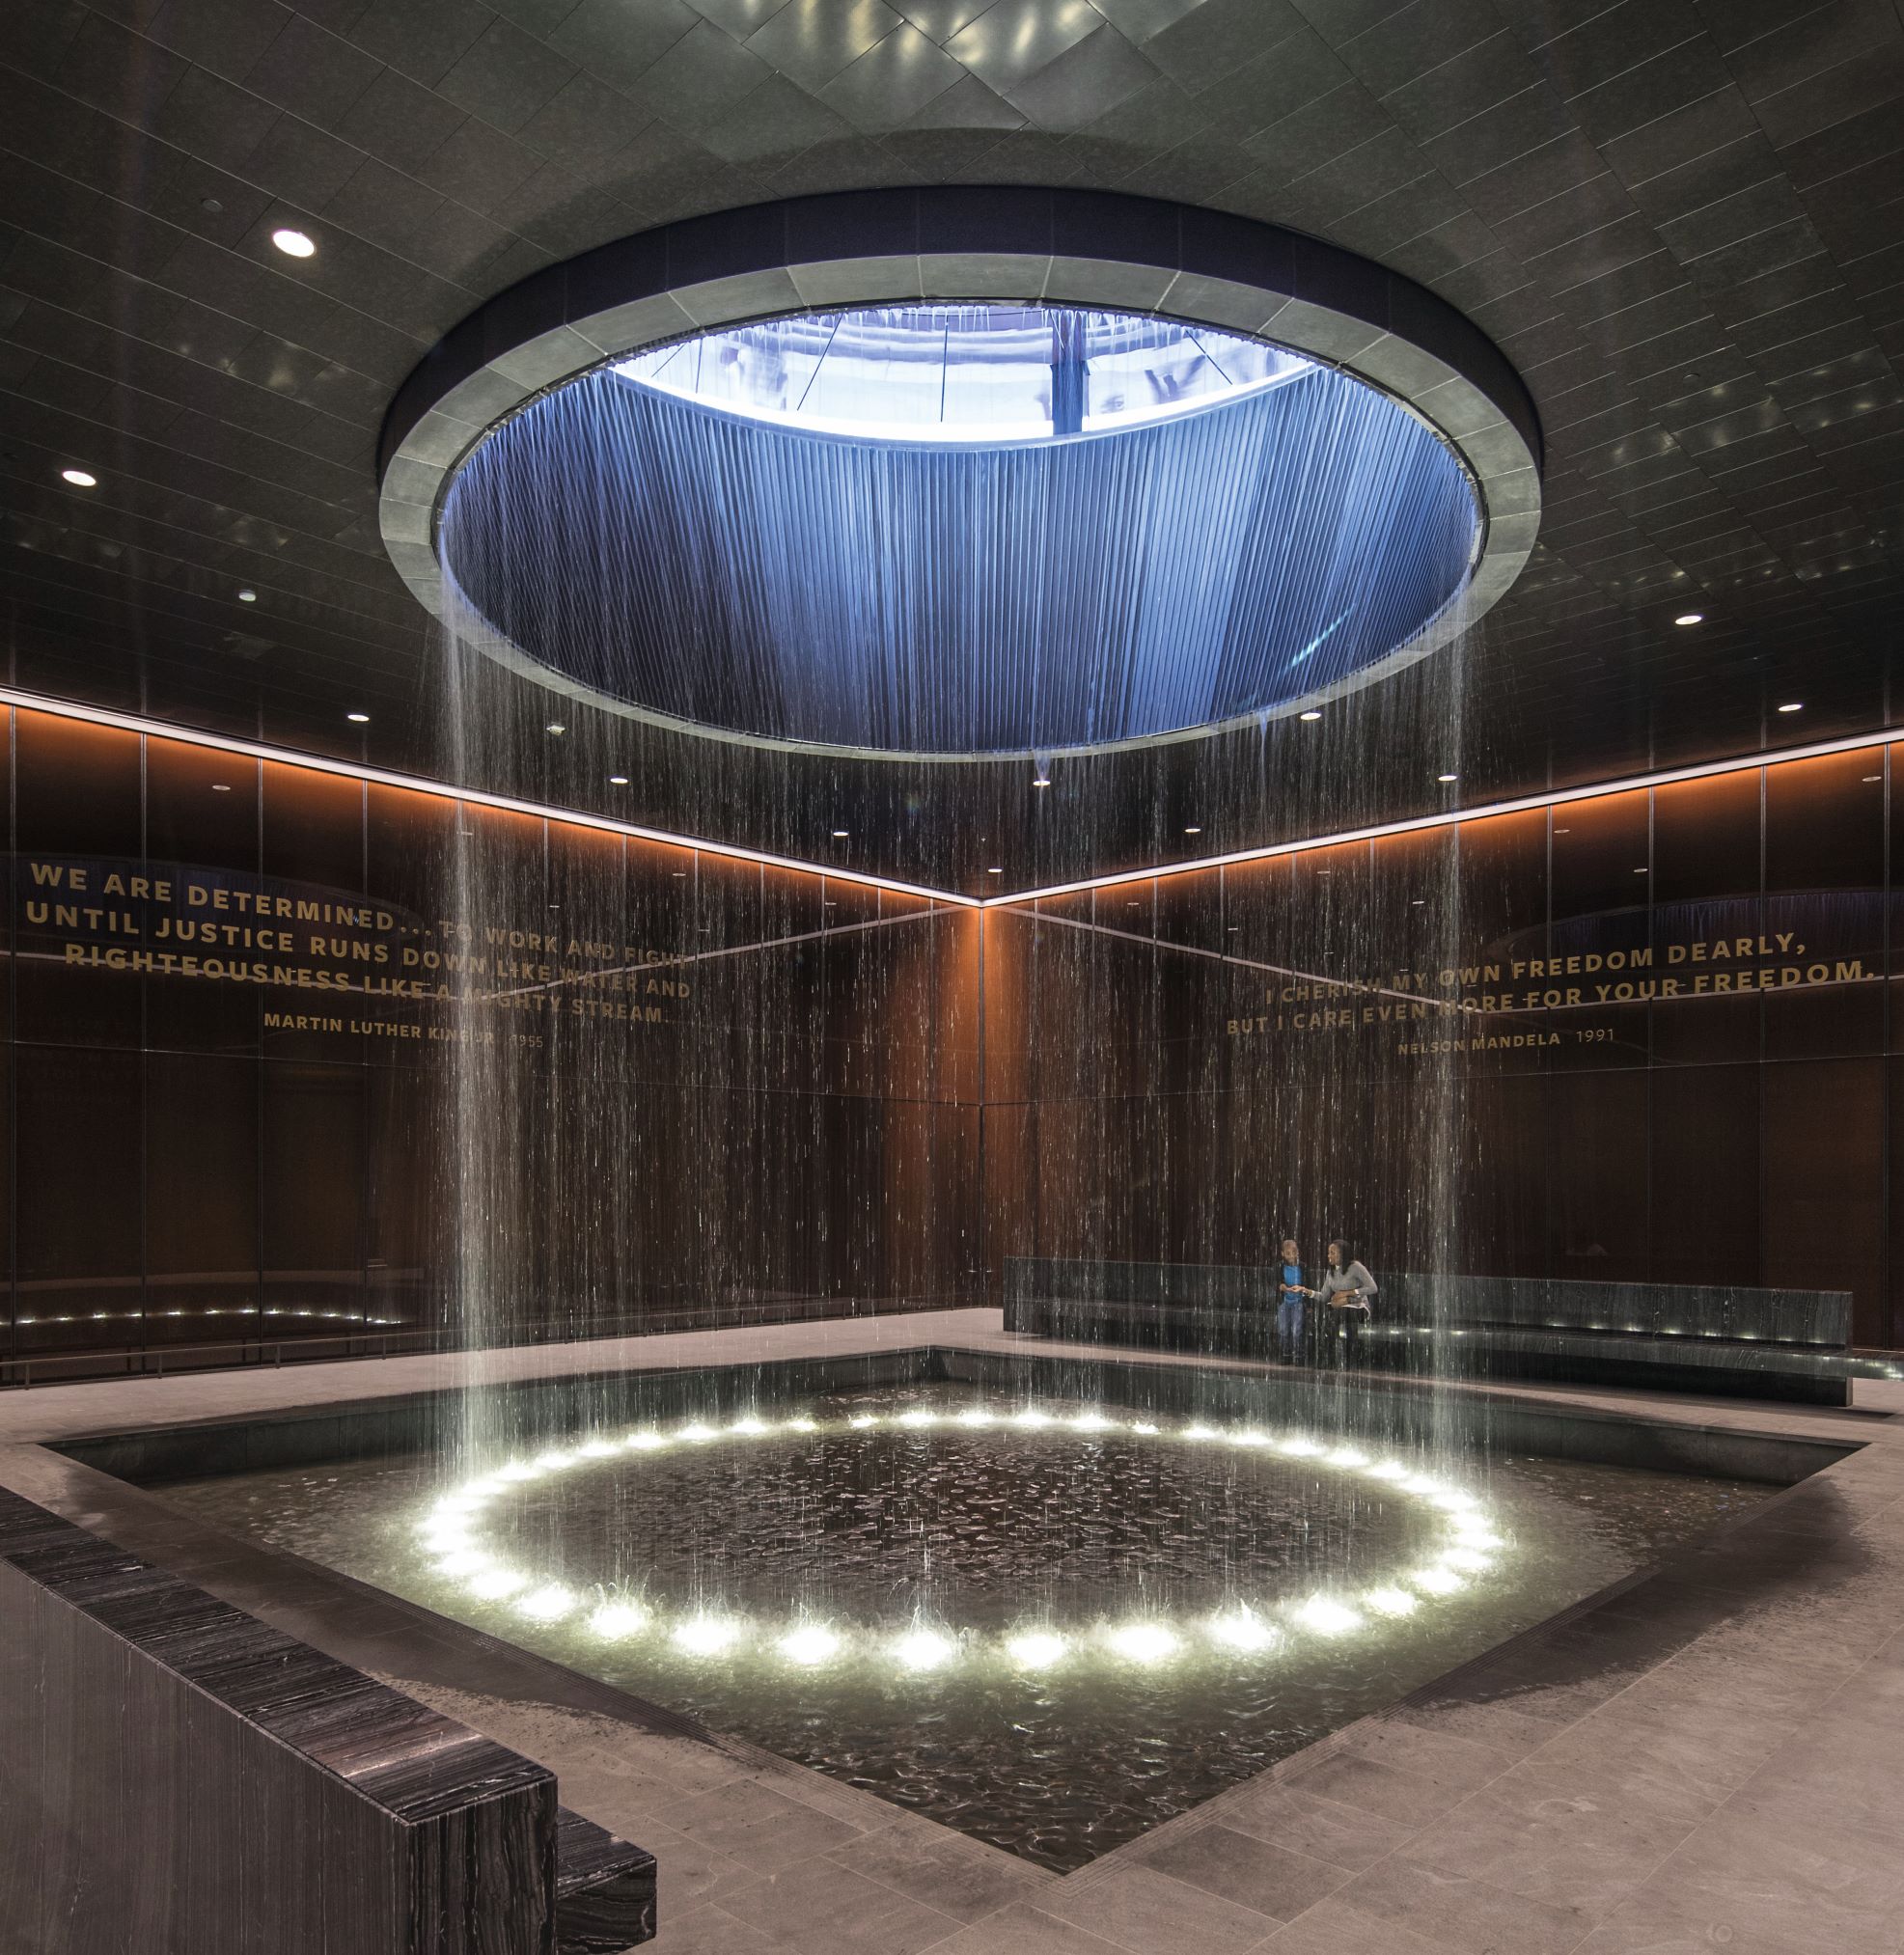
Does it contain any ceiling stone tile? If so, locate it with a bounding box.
[336,65,476,175]
[545,0,703,94]
[146,0,293,85]
[241,14,383,126]
[344,0,496,89]
[622,18,776,133]
[819,24,966,129]
[515,70,653,171]
[702,71,854,163]
[1002,23,1159,131]
[434,16,580,134]
[945,0,1106,93]
[1143,0,1307,95]
[745,0,906,91]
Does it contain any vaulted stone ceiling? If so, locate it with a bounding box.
[2,0,1899,887]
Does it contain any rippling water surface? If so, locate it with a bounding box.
[163,1384,1767,1870]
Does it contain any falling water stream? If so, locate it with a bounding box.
[351,308,1730,1868]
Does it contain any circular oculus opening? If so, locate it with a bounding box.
[438,300,1482,760]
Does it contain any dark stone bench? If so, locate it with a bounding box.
[1003,1256,1882,1404]
[0,1486,655,1955]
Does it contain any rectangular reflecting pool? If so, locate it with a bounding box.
[117,1350,1810,1873]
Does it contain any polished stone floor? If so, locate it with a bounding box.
[4,1312,1901,1955]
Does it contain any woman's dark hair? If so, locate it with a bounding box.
[1327,1240,1351,1264]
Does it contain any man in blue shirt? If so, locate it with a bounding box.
[1276,1237,1308,1364]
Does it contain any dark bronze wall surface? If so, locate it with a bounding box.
[6,704,1902,1360]
[986,749,1902,1350]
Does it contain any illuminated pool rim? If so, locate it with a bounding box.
[412,1402,1509,1677]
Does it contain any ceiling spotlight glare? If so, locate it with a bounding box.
[588,1601,648,1639]
[270,227,316,258]
[987,867,1004,875]
[346,711,370,724]
[1033,777,1051,789]
[608,773,629,785]
[1437,772,1459,784]
[545,721,566,735]
[1777,702,1803,714]
[61,468,97,487]
[210,783,232,793]
[1184,825,1202,835]
[1006,1631,1066,1669]
[1299,709,1323,722]
[895,1628,954,1671]
[832,828,849,838]
[780,1623,841,1666]
[674,1614,739,1656]
[1673,612,1704,626]
[237,588,257,602]
[1109,1622,1178,1665]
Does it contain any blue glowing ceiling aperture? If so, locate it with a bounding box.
[440,305,1480,758]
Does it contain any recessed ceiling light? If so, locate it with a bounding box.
[210,783,231,792]
[832,828,849,838]
[236,588,257,602]
[346,711,370,724]
[61,468,97,487]
[1863,774,1882,783]
[271,228,315,258]
[1673,612,1703,626]
[608,773,628,785]
[1411,898,1424,905]
[1299,709,1322,722]
[1033,777,1050,788]
[1776,702,1803,713]
[1437,772,1458,783]
[987,867,1003,875]
[1634,867,1648,875]
[545,722,566,734]
[1184,825,1201,835]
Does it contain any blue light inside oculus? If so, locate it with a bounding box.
[613,309,1310,443]
[440,305,1480,757]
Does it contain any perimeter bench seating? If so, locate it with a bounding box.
[0,1485,656,1955]
[1002,1256,1867,1404]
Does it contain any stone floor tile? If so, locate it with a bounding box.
[1210,1781,1420,1873]
[1140,1822,1348,1923]
[670,1776,868,1873]
[716,1855,966,1955]
[1334,1713,1526,1792]
[1381,1693,1559,1759]
[825,1819,1052,1923]
[1331,1855,1594,1955]
[1256,1893,1453,1955]
[927,1900,1132,1955]
[1624,1802,1904,1955]
[1278,1747,1473,1829]
[645,1898,791,1954]
[1046,1863,1275,1953]
[1396,1774,1695,1916]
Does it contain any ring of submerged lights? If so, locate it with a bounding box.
[378,187,1541,761]
[413,1403,1508,1676]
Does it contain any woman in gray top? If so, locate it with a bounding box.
[1314,1241,1376,1363]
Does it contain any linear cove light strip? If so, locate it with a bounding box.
[0,686,1891,908]
[0,687,976,910]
